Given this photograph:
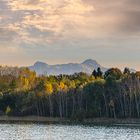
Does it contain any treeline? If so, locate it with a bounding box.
[0,66,140,119]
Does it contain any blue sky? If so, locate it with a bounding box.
[0,0,140,69]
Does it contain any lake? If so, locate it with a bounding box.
[0,123,140,140]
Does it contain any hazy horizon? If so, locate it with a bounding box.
[0,58,137,71]
[0,0,140,69]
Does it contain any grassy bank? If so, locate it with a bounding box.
[1,116,140,126]
[0,116,70,124]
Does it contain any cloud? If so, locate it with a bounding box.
[0,0,94,45]
[0,27,21,47]
[1,0,139,47]
[0,0,140,67]
[83,0,140,36]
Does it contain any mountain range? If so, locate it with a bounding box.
[29,59,107,75]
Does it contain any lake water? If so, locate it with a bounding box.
[0,124,140,140]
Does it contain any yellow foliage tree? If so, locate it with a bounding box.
[45,83,53,95]
[23,78,29,90]
[5,106,11,115]
[59,82,68,92]
[59,82,65,90]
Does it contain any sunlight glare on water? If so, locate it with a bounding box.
[0,124,140,140]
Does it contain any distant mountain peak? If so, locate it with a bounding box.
[82,59,98,65]
[29,59,107,75]
[34,61,48,66]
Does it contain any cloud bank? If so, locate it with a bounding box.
[0,0,140,68]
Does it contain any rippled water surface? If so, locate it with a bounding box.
[0,123,140,140]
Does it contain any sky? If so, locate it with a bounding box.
[0,0,140,69]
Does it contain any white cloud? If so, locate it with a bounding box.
[3,0,94,45]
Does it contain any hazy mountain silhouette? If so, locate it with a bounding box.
[29,59,107,75]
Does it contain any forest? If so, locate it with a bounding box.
[0,66,140,119]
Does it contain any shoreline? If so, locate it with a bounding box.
[1,116,140,126]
